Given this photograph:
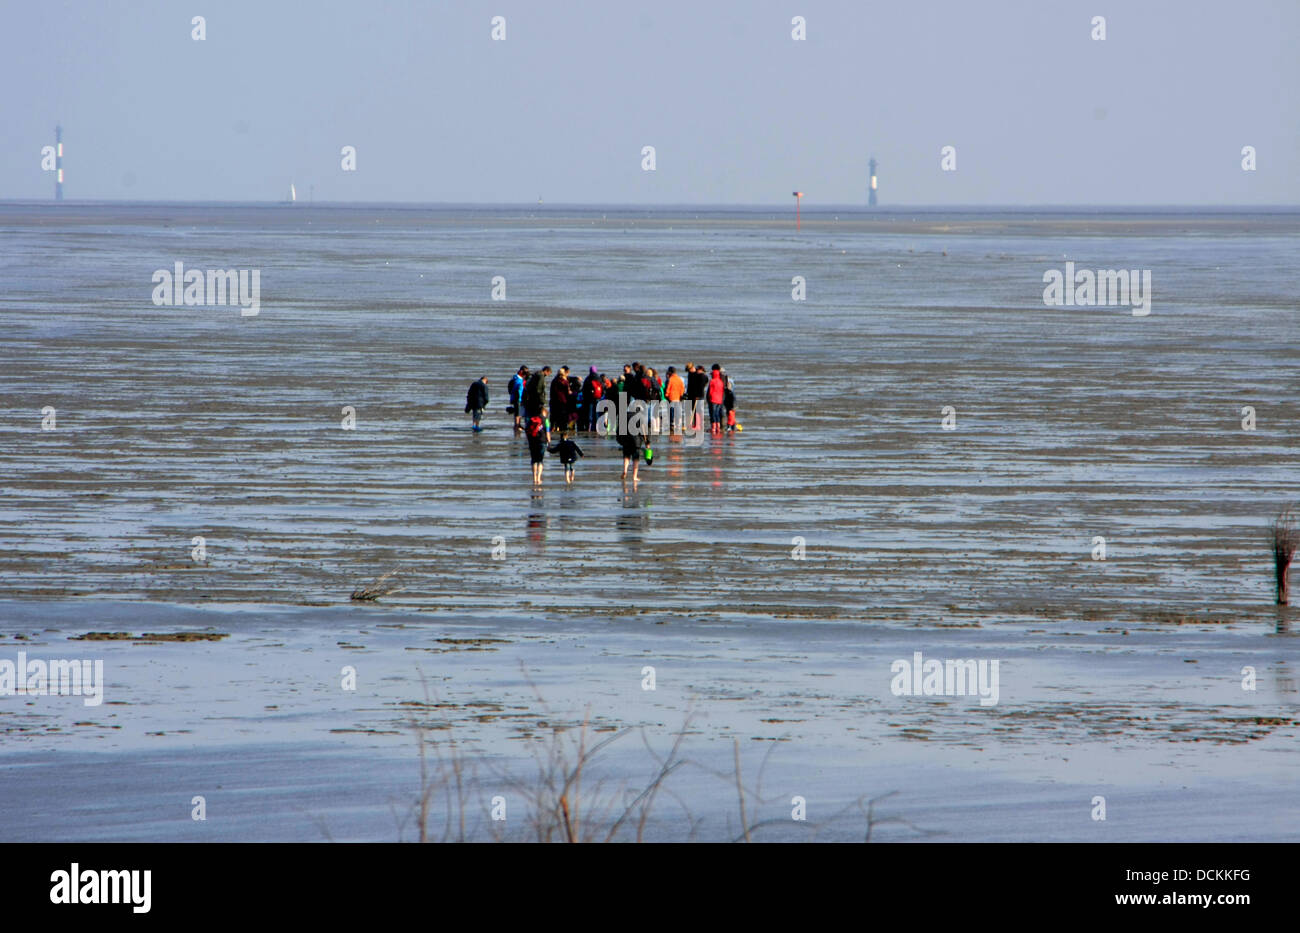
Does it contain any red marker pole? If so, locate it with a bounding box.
[793,191,803,231]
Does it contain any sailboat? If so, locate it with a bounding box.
[285,182,296,204]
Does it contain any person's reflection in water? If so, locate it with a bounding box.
[617,490,650,551]
[1273,661,1296,697]
[526,488,548,549]
[664,444,684,492]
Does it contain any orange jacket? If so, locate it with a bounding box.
[665,373,685,402]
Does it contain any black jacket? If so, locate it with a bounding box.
[580,373,599,407]
[466,380,489,411]
[547,439,584,463]
[524,373,546,415]
[686,369,708,399]
[625,372,645,401]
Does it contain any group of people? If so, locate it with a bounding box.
[465,361,739,484]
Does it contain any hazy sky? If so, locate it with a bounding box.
[4,0,1297,205]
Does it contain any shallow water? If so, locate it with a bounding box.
[0,598,1296,841]
[1,204,1295,625]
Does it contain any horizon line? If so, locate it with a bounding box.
[3,199,1299,212]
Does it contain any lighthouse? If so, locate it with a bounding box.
[868,156,877,208]
[55,125,64,201]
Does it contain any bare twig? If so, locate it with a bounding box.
[1270,504,1299,605]
[734,739,752,843]
[350,568,405,601]
[399,665,932,843]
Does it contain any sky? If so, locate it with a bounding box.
[2,0,1297,205]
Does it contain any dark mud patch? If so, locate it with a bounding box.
[404,636,512,652]
[70,631,229,643]
[895,703,1300,747]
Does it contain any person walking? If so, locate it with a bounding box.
[507,366,528,430]
[617,364,633,408]
[548,435,584,483]
[707,364,726,434]
[566,371,581,432]
[616,427,641,485]
[723,373,737,433]
[598,375,616,433]
[465,376,490,432]
[664,366,685,434]
[580,366,602,431]
[646,367,664,434]
[526,406,552,484]
[624,363,647,437]
[550,366,573,435]
[686,362,708,431]
[524,366,550,420]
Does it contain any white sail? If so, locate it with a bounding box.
[289,183,297,202]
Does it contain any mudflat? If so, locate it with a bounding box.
[0,205,1295,840]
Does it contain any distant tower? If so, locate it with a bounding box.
[868,156,878,207]
[55,125,64,201]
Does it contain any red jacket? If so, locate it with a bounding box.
[707,372,725,404]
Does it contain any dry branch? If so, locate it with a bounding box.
[1270,505,1298,605]
[350,568,405,601]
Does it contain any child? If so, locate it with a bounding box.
[548,436,584,483]
[723,376,737,433]
[526,407,551,484]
